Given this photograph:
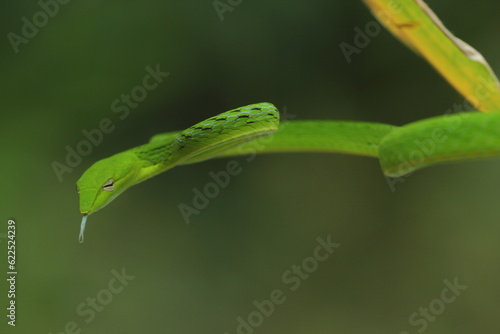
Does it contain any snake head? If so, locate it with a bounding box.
[76,151,141,215]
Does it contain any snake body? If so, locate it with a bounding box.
[77,103,500,242]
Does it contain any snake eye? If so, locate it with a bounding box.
[103,178,115,192]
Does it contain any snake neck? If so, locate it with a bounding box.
[130,141,179,184]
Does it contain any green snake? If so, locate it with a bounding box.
[76,102,500,242]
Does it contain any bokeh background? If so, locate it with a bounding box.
[2,0,500,333]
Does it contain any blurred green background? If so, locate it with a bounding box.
[2,0,500,333]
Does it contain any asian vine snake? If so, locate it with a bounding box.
[76,0,500,242]
[76,102,500,242]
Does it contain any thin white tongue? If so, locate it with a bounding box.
[79,214,88,243]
